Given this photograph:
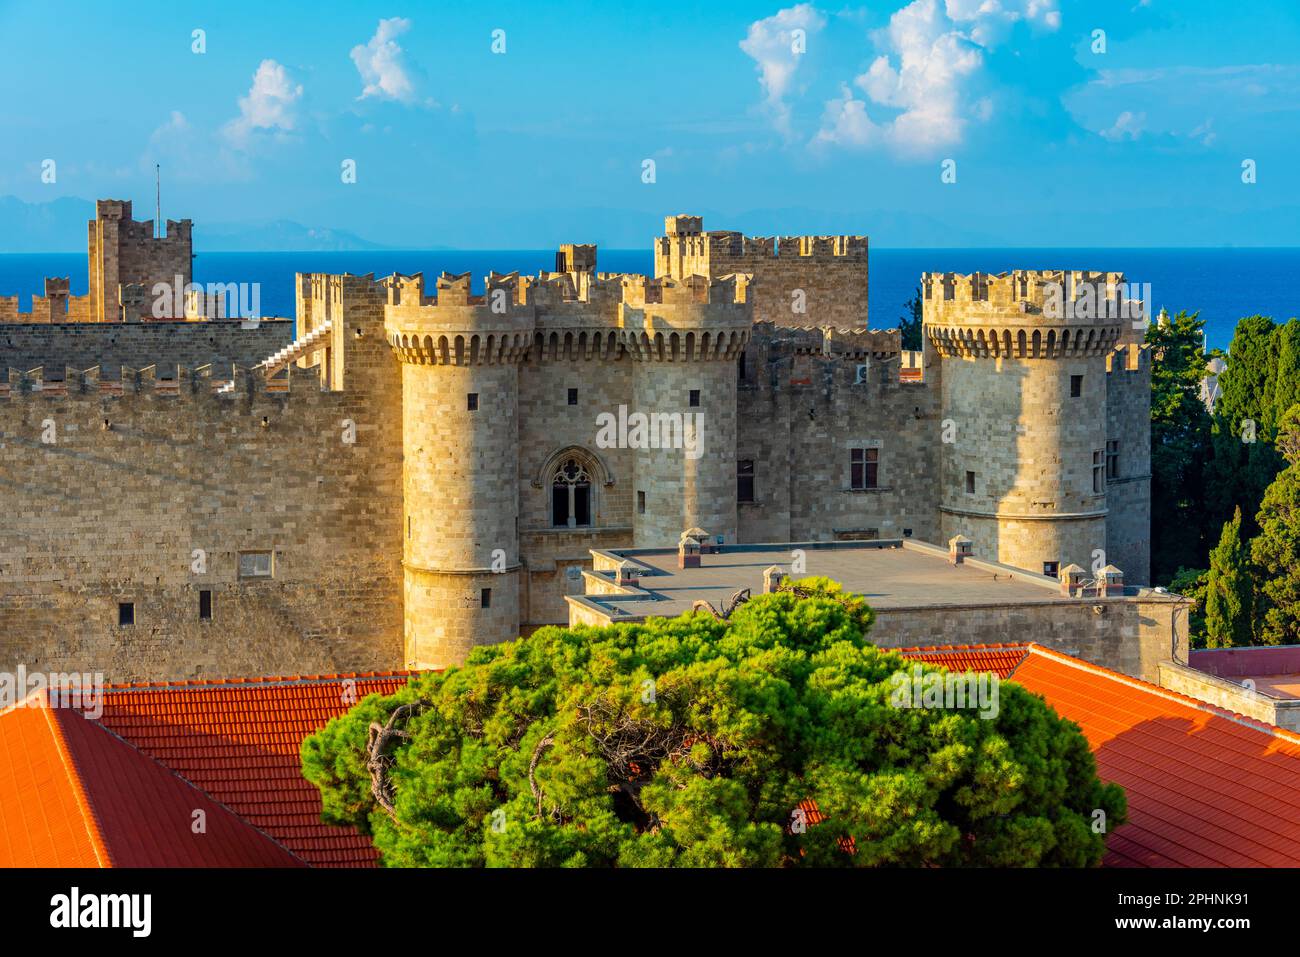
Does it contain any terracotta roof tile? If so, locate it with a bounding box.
[94,672,413,867]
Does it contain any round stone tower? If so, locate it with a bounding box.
[621,275,750,548]
[384,272,535,669]
[924,270,1132,576]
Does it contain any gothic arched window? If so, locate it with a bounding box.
[552,457,592,528]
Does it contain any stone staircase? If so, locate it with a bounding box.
[252,320,333,377]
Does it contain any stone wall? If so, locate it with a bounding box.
[870,595,1186,683]
[0,278,403,682]
[1,319,293,373]
[736,331,942,545]
[1105,344,1153,583]
[1157,660,1300,731]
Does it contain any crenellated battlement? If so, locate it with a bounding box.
[1106,341,1153,375]
[658,215,868,263]
[922,270,1140,322]
[922,270,1143,359]
[0,360,329,405]
[754,321,902,359]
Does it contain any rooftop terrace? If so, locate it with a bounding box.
[569,538,1176,625]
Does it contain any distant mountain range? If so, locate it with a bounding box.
[0,196,399,253]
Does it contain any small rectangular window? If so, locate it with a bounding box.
[1070,375,1083,398]
[467,393,479,411]
[737,459,755,503]
[1092,450,1104,493]
[738,353,747,382]
[637,491,646,514]
[965,470,976,494]
[239,551,274,579]
[1106,440,1120,480]
[567,388,578,405]
[118,602,134,626]
[481,588,491,609]
[903,528,913,538]
[688,389,701,407]
[849,448,879,490]
[1043,561,1059,578]
[199,590,212,620]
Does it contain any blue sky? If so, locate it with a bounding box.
[0,0,1297,247]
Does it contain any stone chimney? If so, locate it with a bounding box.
[947,534,972,565]
[614,560,640,588]
[1100,564,1124,597]
[762,565,785,594]
[119,283,148,323]
[678,535,701,569]
[1058,563,1085,596]
[684,527,713,554]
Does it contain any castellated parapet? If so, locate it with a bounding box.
[656,214,869,329]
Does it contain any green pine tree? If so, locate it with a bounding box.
[1203,507,1254,648]
[1272,319,1300,427]
[1251,405,1300,645]
[899,286,923,351]
[303,578,1124,868]
[1204,315,1284,541]
[1147,309,1215,581]
[1215,315,1279,436]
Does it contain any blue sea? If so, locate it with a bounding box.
[2,247,1297,352]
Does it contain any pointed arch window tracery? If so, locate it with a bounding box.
[552,457,592,528]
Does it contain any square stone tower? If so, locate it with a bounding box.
[87,199,193,321]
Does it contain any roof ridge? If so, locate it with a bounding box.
[892,642,1032,653]
[38,698,111,868]
[103,669,417,692]
[1021,643,1300,747]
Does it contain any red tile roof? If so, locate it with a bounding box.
[0,694,302,868]
[9,647,1300,870]
[93,672,411,868]
[898,643,1300,868]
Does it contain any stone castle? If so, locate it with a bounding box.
[0,203,1151,680]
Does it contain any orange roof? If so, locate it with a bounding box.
[93,672,411,867]
[9,647,1300,869]
[897,643,1300,868]
[0,694,302,868]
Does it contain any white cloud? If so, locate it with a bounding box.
[753,0,1061,155]
[850,0,986,154]
[1100,110,1146,141]
[813,84,881,149]
[351,17,416,102]
[943,0,1060,45]
[740,4,827,136]
[223,59,303,147]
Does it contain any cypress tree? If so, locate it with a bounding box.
[1204,507,1254,647]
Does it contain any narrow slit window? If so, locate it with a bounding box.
[737,460,755,503]
[199,590,212,620]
